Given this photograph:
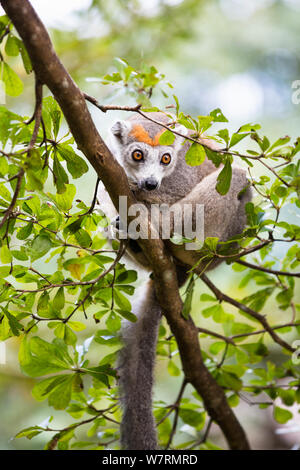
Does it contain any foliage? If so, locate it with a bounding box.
[0,13,300,450]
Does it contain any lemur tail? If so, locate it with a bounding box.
[118,279,161,450]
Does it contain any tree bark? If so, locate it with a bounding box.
[1,0,250,450]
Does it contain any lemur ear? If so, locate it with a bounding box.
[111,120,131,144]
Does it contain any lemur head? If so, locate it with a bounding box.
[109,113,185,191]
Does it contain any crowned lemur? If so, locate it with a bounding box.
[98,112,252,450]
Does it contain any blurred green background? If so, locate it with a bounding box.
[0,0,300,450]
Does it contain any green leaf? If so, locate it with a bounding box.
[116,309,137,323]
[19,336,71,378]
[53,287,65,311]
[26,169,45,191]
[159,130,175,145]
[32,375,70,401]
[0,156,9,176]
[19,41,32,74]
[268,135,290,153]
[179,408,205,429]
[2,62,24,97]
[114,289,131,311]
[202,304,222,319]
[205,147,222,167]
[57,145,88,179]
[64,326,77,346]
[167,360,181,376]
[42,96,62,138]
[276,288,293,309]
[29,235,53,261]
[37,292,50,315]
[48,375,74,410]
[231,323,255,335]
[74,228,92,248]
[5,35,20,56]
[198,115,214,132]
[278,389,295,407]
[116,270,137,284]
[106,311,121,333]
[11,249,28,261]
[0,183,11,202]
[243,288,273,312]
[0,15,10,28]
[227,394,240,407]
[15,426,44,440]
[210,108,228,122]
[238,123,261,133]
[204,236,219,252]
[0,244,12,264]
[2,309,23,336]
[54,323,66,339]
[209,341,225,355]
[273,406,293,424]
[54,184,76,211]
[217,129,229,146]
[68,321,86,332]
[229,132,249,148]
[16,222,33,240]
[217,371,242,391]
[53,153,69,194]
[216,158,232,195]
[185,142,206,166]
[200,293,216,302]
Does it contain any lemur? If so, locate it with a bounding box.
[99,112,252,450]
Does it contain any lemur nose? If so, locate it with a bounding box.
[144,178,158,191]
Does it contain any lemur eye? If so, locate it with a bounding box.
[132,150,144,161]
[161,153,171,165]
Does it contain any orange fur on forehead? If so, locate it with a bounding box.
[129,124,165,146]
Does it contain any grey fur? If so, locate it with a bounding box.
[104,112,252,450]
[118,280,161,450]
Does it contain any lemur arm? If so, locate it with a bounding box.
[166,166,252,269]
[171,166,251,240]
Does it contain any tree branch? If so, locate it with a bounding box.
[200,273,295,353]
[26,76,43,151]
[0,169,24,230]
[236,259,300,278]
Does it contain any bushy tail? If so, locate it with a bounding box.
[118,279,161,450]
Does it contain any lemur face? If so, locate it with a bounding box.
[109,113,184,192]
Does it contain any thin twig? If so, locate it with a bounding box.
[63,241,127,323]
[236,259,300,278]
[80,176,101,216]
[200,273,295,353]
[83,93,141,113]
[26,77,43,150]
[187,418,213,450]
[164,379,188,450]
[0,169,24,230]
